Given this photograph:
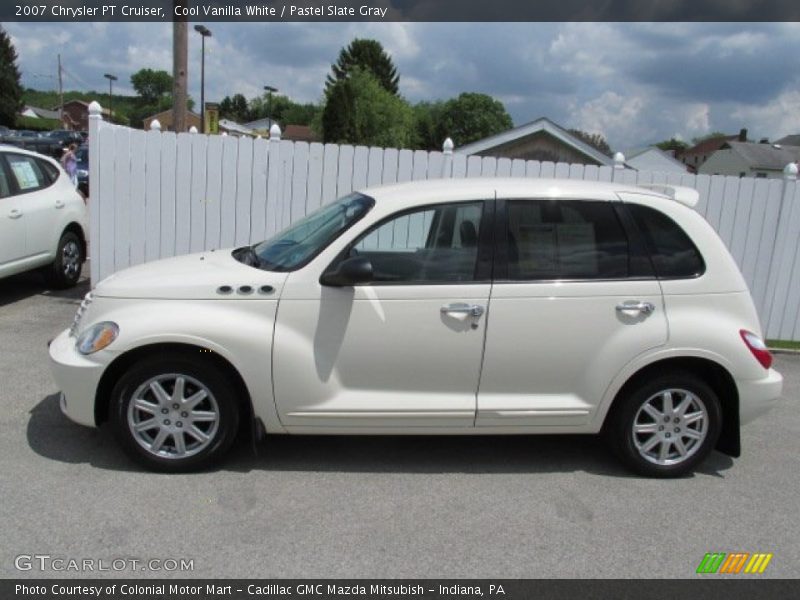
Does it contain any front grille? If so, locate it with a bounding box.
[69,292,93,337]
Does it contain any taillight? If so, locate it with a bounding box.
[740,330,772,369]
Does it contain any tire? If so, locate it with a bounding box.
[45,230,83,289]
[605,372,722,478]
[110,354,240,472]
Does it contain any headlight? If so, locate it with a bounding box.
[76,322,119,354]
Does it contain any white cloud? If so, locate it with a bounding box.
[730,90,800,140]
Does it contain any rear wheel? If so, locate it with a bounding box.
[606,373,722,477]
[110,355,240,472]
[45,230,83,288]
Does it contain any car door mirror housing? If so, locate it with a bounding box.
[320,256,374,287]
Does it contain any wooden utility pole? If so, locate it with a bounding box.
[57,53,64,127]
[172,0,188,132]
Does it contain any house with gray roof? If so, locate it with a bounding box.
[774,134,800,147]
[456,117,615,166]
[623,146,688,174]
[698,141,800,179]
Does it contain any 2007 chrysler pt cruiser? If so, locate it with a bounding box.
[49,178,783,476]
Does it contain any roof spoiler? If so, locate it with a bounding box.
[634,184,700,208]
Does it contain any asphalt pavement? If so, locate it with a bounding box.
[1,270,798,579]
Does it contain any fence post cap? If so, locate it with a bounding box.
[150,119,161,131]
[613,152,626,168]
[189,125,198,134]
[88,101,103,118]
[784,162,798,180]
[443,137,454,154]
[269,123,282,140]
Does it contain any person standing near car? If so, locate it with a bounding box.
[61,143,78,187]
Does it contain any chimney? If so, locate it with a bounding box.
[739,128,748,142]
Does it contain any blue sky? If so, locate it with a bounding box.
[5,21,800,150]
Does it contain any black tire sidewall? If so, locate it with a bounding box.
[609,373,722,477]
[110,355,240,472]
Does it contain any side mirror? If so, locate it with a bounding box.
[320,256,373,287]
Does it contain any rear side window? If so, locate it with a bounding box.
[506,200,647,280]
[628,204,705,278]
[5,153,51,193]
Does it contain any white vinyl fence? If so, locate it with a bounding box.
[87,102,800,341]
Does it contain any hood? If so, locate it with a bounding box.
[93,249,288,300]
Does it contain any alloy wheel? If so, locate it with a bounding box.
[127,374,220,459]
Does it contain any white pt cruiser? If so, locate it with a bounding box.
[49,178,783,476]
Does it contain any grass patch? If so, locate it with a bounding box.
[767,339,800,351]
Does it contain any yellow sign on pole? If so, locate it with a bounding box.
[205,103,219,134]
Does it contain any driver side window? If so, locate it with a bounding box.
[351,201,484,283]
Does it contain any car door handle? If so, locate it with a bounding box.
[8,209,22,219]
[441,303,485,317]
[616,301,656,314]
[55,200,65,209]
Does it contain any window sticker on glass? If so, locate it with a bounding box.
[9,160,41,190]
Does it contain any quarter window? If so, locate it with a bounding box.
[506,200,639,280]
[628,204,705,278]
[350,202,485,283]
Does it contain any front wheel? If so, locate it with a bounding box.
[110,355,240,472]
[606,373,722,477]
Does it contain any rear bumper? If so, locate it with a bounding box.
[738,368,783,425]
[48,328,105,427]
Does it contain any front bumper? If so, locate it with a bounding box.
[49,328,106,427]
[738,368,783,424]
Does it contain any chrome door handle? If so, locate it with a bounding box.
[55,200,65,209]
[616,301,655,314]
[8,209,22,219]
[441,303,485,317]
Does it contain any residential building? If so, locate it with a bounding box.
[142,110,202,132]
[456,117,615,166]
[283,125,319,143]
[623,147,688,173]
[679,131,743,172]
[698,141,800,179]
[56,100,110,131]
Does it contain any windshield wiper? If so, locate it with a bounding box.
[234,245,265,269]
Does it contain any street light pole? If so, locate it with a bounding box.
[263,85,278,129]
[194,25,212,133]
[103,73,117,121]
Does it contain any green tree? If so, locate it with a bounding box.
[130,68,173,104]
[655,138,689,153]
[249,93,320,127]
[438,93,513,147]
[219,93,250,122]
[325,38,399,95]
[413,101,447,150]
[691,131,730,145]
[321,68,414,147]
[568,128,612,157]
[0,26,23,127]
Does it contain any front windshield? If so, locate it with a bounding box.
[249,192,374,271]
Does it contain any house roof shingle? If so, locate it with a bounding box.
[723,141,800,170]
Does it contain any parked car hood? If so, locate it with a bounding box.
[93,249,287,300]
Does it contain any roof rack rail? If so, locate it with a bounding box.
[634,183,699,208]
